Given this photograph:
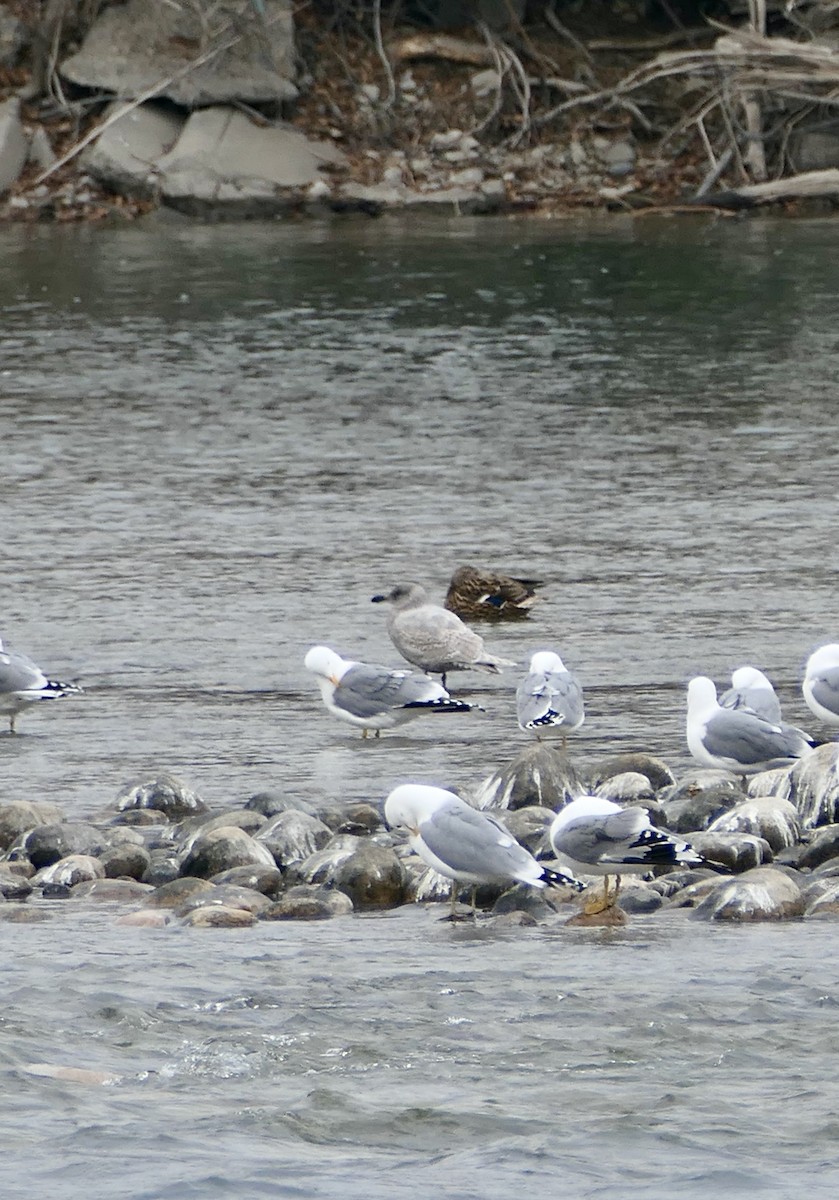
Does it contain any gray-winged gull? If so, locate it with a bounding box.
[444,565,543,621]
[719,666,783,724]
[516,650,584,746]
[803,644,839,727]
[687,675,812,777]
[549,795,703,913]
[304,645,481,738]
[371,582,515,687]
[0,636,83,734]
[384,783,582,915]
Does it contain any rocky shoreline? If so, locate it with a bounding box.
[5,2,839,226]
[4,741,839,929]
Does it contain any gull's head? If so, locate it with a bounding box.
[806,643,839,677]
[304,645,349,685]
[529,650,566,675]
[687,675,718,715]
[371,582,427,609]
[731,666,774,692]
[384,783,457,832]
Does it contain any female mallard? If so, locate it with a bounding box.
[444,564,542,621]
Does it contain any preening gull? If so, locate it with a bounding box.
[371,582,515,687]
[444,565,542,621]
[384,783,582,914]
[719,666,783,724]
[687,675,812,777]
[516,650,584,746]
[803,644,839,727]
[549,795,703,913]
[0,636,83,734]
[304,646,480,738]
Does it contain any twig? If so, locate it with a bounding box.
[372,0,396,109]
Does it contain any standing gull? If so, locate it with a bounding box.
[803,644,839,727]
[371,582,515,687]
[549,795,703,914]
[384,783,582,915]
[444,565,543,621]
[687,675,812,777]
[516,650,584,747]
[304,645,481,738]
[0,636,83,734]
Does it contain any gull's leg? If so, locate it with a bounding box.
[374,730,381,739]
[471,884,478,921]
[583,874,614,915]
[9,713,16,735]
[613,875,622,905]
[450,881,458,917]
[441,672,448,689]
[361,728,368,740]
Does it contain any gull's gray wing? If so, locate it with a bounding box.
[719,684,781,724]
[0,647,47,694]
[808,666,839,719]
[703,708,808,766]
[553,807,647,866]
[335,663,438,718]
[391,605,484,668]
[517,669,583,728]
[419,803,531,879]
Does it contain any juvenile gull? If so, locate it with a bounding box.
[304,645,480,738]
[516,650,584,746]
[371,582,515,687]
[687,675,812,777]
[803,644,839,727]
[0,636,83,734]
[384,783,582,915]
[444,565,543,621]
[549,795,703,913]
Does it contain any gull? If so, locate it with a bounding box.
[687,675,812,778]
[444,565,543,621]
[0,636,83,734]
[384,783,583,916]
[371,582,515,687]
[803,644,839,727]
[549,795,703,914]
[719,666,783,724]
[516,650,584,747]
[304,645,481,738]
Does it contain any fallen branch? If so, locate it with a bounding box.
[701,167,839,208]
[388,33,495,68]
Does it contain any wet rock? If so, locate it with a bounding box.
[99,843,152,881]
[618,886,664,914]
[209,865,283,896]
[0,800,63,850]
[24,822,110,868]
[158,108,348,218]
[473,743,582,811]
[795,824,839,870]
[286,834,363,886]
[28,127,56,173]
[496,805,553,856]
[33,855,105,889]
[82,102,184,200]
[180,905,256,929]
[688,831,772,873]
[180,826,276,879]
[784,743,839,828]
[333,843,407,911]
[691,867,805,922]
[566,905,628,927]
[317,802,382,836]
[491,883,557,919]
[0,97,28,194]
[593,137,636,177]
[593,771,656,805]
[245,791,296,819]
[71,879,154,903]
[145,876,216,908]
[41,883,72,900]
[649,868,721,900]
[0,906,51,923]
[263,885,353,921]
[804,879,839,916]
[707,796,801,853]
[411,862,454,903]
[0,10,27,68]
[116,774,206,819]
[659,772,743,833]
[23,1062,120,1086]
[175,885,273,918]
[492,910,538,928]
[747,766,792,798]
[61,0,296,107]
[0,868,32,900]
[116,909,173,928]
[256,809,332,869]
[178,809,267,844]
[141,850,181,888]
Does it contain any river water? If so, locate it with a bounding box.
[2,214,838,1197]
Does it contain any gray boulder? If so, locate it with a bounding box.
[61,0,296,107]
[660,773,743,833]
[180,905,256,928]
[0,97,28,194]
[209,865,283,896]
[158,109,348,218]
[32,855,105,889]
[473,743,582,811]
[99,842,152,881]
[0,800,63,850]
[287,835,364,887]
[117,773,206,819]
[795,824,839,871]
[784,744,839,828]
[691,867,805,922]
[263,885,353,921]
[256,809,332,869]
[23,822,108,869]
[688,831,772,873]
[180,826,276,878]
[72,879,154,903]
[145,877,215,908]
[707,796,801,853]
[175,884,273,917]
[333,843,407,911]
[81,103,184,200]
[589,753,675,793]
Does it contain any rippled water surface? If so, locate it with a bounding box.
[2,214,839,1197]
